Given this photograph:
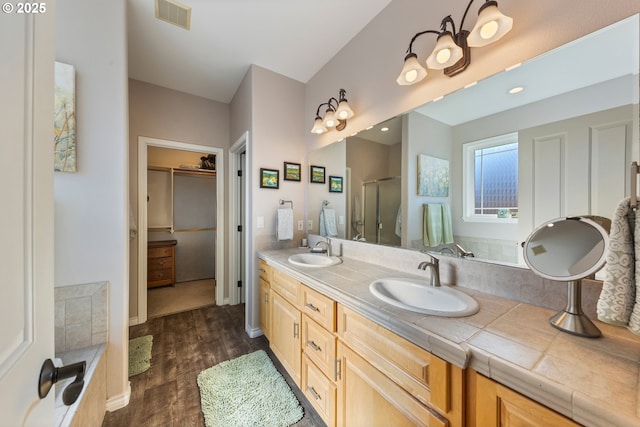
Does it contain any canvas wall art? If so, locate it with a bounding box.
[417,154,449,197]
[54,61,77,172]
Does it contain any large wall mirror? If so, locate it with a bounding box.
[308,14,639,267]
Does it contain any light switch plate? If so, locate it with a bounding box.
[307,219,313,230]
[339,215,344,225]
[297,220,304,231]
[257,216,264,229]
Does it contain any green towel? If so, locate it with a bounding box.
[423,203,454,247]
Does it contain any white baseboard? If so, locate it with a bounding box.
[106,381,131,412]
[129,316,141,326]
[246,325,264,338]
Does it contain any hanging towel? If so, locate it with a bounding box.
[320,208,338,237]
[597,197,640,335]
[423,203,454,247]
[276,208,294,241]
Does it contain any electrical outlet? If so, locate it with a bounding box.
[257,216,264,229]
[339,215,344,225]
[297,220,304,231]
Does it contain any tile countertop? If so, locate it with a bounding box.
[258,248,640,427]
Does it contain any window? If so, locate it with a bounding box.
[463,133,518,221]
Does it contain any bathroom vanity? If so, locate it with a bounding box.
[257,246,640,427]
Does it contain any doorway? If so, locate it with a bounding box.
[137,136,225,324]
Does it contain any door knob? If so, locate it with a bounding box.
[38,358,86,405]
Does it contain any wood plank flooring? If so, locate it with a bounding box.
[102,304,325,427]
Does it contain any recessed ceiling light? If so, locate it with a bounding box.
[380,127,390,132]
[508,86,524,94]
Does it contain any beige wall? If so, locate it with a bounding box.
[305,0,640,153]
[128,79,230,319]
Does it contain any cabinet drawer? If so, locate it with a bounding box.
[302,316,337,380]
[302,355,337,427]
[337,305,462,421]
[301,285,336,332]
[272,269,300,306]
[148,256,172,270]
[148,246,172,258]
[148,268,172,282]
[258,259,271,282]
[337,342,446,427]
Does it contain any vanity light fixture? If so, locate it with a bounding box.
[310,89,355,134]
[396,0,513,86]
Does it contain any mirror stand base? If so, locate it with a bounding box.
[550,310,602,338]
[549,280,602,338]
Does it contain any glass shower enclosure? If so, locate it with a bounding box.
[362,177,401,246]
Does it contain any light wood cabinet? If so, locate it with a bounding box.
[337,305,463,427]
[258,260,271,340]
[467,370,580,427]
[301,355,337,427]
[336,341,447,427]
[270,289,302,386]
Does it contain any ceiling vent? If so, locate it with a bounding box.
[155,0,191,30]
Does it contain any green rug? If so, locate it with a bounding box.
[129,335,153,377]
[197,350,303,427]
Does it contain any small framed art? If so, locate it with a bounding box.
[260,168,279,189]
[283,162,301,181]
[329,176,343,193]
[310,165,326,183]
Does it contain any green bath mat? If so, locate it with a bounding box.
[197,350,303,427]
[129,335,153,377]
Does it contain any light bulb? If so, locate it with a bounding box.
[480,20,499,40]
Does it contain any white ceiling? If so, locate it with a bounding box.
[127,0,393,104]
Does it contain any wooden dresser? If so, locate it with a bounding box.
[147,240,177,288]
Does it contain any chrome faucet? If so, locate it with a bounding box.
[314,239,331,257]
[418,255,441,287]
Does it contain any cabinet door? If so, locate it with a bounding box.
[258,278,270,339]
[336,342,447,427]
[270,291,301,386]
[471,371,580,427]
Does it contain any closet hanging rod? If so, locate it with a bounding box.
[279,199,293,209]
[631,161,639,209]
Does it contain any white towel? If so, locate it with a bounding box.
[276,208,294,241]
[395,204,402,237]
[320,208,338,237]
[597,197,640,335]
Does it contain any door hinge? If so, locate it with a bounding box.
[237,225,242,232]
[237,280,242,288]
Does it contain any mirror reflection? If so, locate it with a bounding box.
[308,15,639,267]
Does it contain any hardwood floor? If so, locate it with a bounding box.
[102,304,325,427]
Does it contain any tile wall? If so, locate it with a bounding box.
[55,281,109,353]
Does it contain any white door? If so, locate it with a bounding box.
[0,10,56,426]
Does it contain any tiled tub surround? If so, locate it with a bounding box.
[259,239,640,427]
[55,281,109,353]
[54,282,109,427]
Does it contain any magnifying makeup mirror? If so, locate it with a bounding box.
[523,216,611,337]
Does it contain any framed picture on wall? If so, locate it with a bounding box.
[260,168,279,189]
[283,161,301,181]
[329,176,343,193]
[310,165,326,183]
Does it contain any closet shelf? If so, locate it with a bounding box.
[148,165,216,177]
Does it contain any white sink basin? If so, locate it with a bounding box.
[369,278,479,317]
[288,253,342,268]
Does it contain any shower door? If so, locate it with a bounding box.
[362,177,401,245]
